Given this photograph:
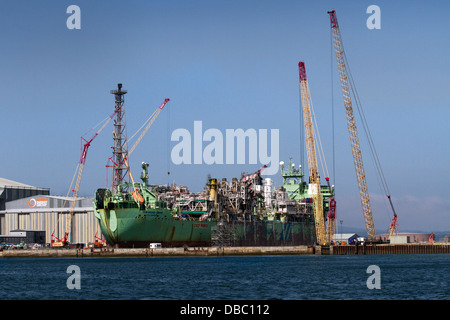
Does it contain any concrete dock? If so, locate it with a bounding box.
[1,243,449,258]
[0,245,312,258]
[331,243,450,255]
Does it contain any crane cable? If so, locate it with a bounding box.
[298,69,332,189]
[167,101,171,186]
[127,108,158,144]
[310,86,330,181]
[52,108,120,243]
[53,113,109,240]
[298,85,305,169]
[52,162,79,240]
[340,43,396,221]
[330,25,336,188]
[305,83,330,184]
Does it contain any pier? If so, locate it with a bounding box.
[330,243,450,255]
[1,243,449,258]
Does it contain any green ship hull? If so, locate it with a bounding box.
[97,209,315,248]
[95,205,213,247]
[95,206,316,248]
[94,161,330,248]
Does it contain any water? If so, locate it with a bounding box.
[0,254,448,300]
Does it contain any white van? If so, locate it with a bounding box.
[149,243,162,249]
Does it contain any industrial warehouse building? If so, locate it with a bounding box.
[332,233,360,245]
[0,177,102,245]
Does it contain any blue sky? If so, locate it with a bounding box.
[1,0,449,232]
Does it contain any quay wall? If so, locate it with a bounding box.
[0,245,312,258]
[331,243,450,255]
[1,243,449,258]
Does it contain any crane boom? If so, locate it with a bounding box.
[117,98,169,198]
[241,165,267,182]
[328,10,376,241]
[51,106,120,247]
[298,61,327,245]
[128,98,170,157]
[386,195,398,239]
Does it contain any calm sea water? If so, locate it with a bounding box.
[0,254,448,300]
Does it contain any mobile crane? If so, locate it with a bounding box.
[328,10,398,242]
[328,10,376,241]
[298,61,327,245]
[51,107,120,247]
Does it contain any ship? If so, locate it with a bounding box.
[94,83,333,248]
[94,159,334,248]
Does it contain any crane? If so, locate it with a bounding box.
[51,106,121,247]
[127,98,170,158]
[114,98,170,199]
[298,61,327,245]
[241,164,267,183]
[386,195,398,239]
[325,177,337,244]
[328,10,386,242]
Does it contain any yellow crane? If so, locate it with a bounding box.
[327,10,377,241]
[298,61,327,245]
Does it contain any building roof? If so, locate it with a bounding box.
[0,177,36,189]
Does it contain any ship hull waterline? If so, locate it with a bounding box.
[95,207,316,248]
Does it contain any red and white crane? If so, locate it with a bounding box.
[51,107,120,247]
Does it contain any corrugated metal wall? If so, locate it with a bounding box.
[1,211,103,244]
[72,211,102,244]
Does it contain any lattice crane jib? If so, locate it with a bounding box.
[298,61,327,245]
[328,10,376,241]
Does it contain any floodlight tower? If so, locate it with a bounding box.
[110,83,129,194]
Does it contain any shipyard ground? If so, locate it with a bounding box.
[1,243,450,258]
